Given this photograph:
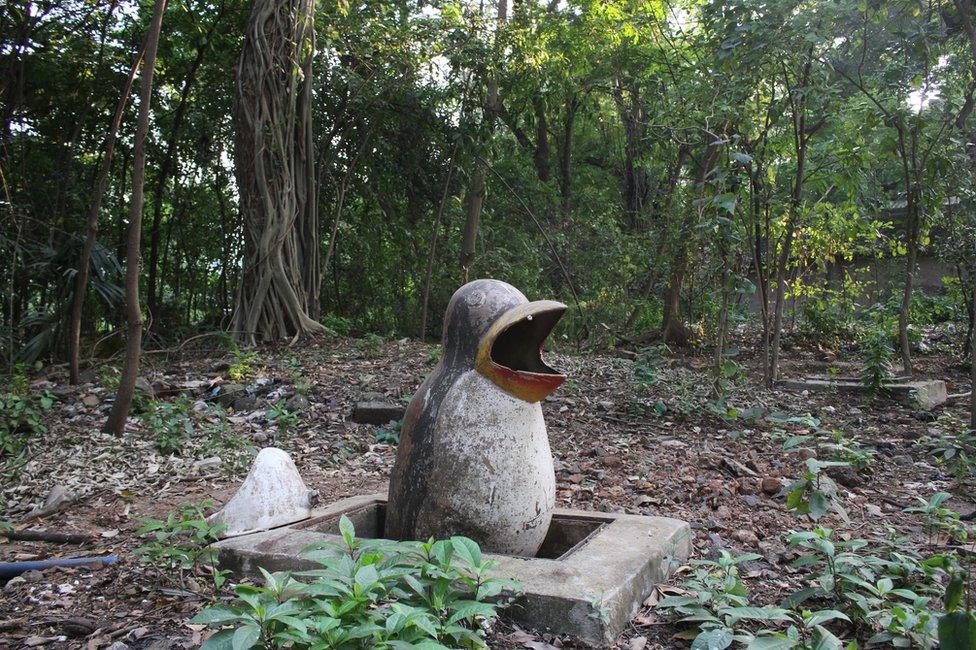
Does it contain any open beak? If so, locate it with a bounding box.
[475,300,567,403]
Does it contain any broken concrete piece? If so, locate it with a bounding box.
[350,401,404,425]
[777,376,947,410]
[208,448,314,538]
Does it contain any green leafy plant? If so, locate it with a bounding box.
[229,349,261,381]
[373,420,401,445]
[0,373,53,457]
[321,314,354,337]
[938,572,976,649]
[135,500,229,592]
[924,426,976,481]
[740,608,851,649]
[284,356,312,396]
[786,526,952,648]
[266,400,300,433]
[633,345,668,390]
[191,515,519,649]
[657,550,794,649]
[859,329,895,394]
[783,458,849,521]
[141,398,194,455]
[905,492,971,544]
[425,345,443,365]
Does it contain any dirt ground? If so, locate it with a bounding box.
[1,327,973,649]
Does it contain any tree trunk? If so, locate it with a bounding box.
[420,144,460,340]
[660,142,719,344]
[68,44,145,385]
[557,94,578,224]
[767,58,813,386]
[898,190,919,375]
[103,0,167,435]
[971,271,975,430]
[146,5,223,322]
[232,0,324,344]
[460,0,508,277]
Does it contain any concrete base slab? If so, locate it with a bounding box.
[777,376,947,410]
[213,493,692,647]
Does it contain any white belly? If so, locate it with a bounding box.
[418,371,556,556]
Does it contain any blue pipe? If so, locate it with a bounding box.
[0,555,118,579]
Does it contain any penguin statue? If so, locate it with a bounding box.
[386,279,566,556]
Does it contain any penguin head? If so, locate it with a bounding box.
[441,279,566,403]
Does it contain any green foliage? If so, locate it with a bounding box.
[633,345,669,390]
[134,501,229,592]
[141,398,194,456]
[425,345,443,365]
[229,350,261,382]
[191,515,519,649]
[905,493,971,545]
[0,372,53,457]
[783,459,848,522]
[660,526,960,649]
[922,417,976,481]
[859,329,895,394]
[266,400,300,433]
[786,527,952,648]
[321,314,354,337]
[938,573,976,650]
[799,294,860,347]
[373,420,401,445]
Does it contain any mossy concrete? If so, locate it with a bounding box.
[778,376,947,410]
[213,493,692,647]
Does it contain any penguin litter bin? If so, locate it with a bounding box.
[211,280,692,647]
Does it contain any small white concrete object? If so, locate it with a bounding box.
[209,447,314,538]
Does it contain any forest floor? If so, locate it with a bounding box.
[1,326,974,649]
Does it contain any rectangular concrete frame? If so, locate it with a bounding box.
[213,493,692,647]
[778,376,947,410]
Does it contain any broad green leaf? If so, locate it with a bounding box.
[691,627,733,650]
[191,606,242,625]
[231,624,260,650]
[450,536,482,568]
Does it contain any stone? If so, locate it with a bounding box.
[285,394,310,412]
[208,447,315,538]
[350,401,405,425]
[191,456,222,473]
[601,454,623,468]
[214,493,692,648]
[105,643,130,650]
[826,464,862,488]
[795,448,817,461]
[232,395,258,411]
[738,477,758,494]
[21,569,43,582]
[60,617,97,637]
[733,529,760,545]
[213,383,246,406]
[760,477,782,495]
[4,575,26,592]
[134,376,155,397]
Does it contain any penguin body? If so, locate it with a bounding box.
[386,279,566,557]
